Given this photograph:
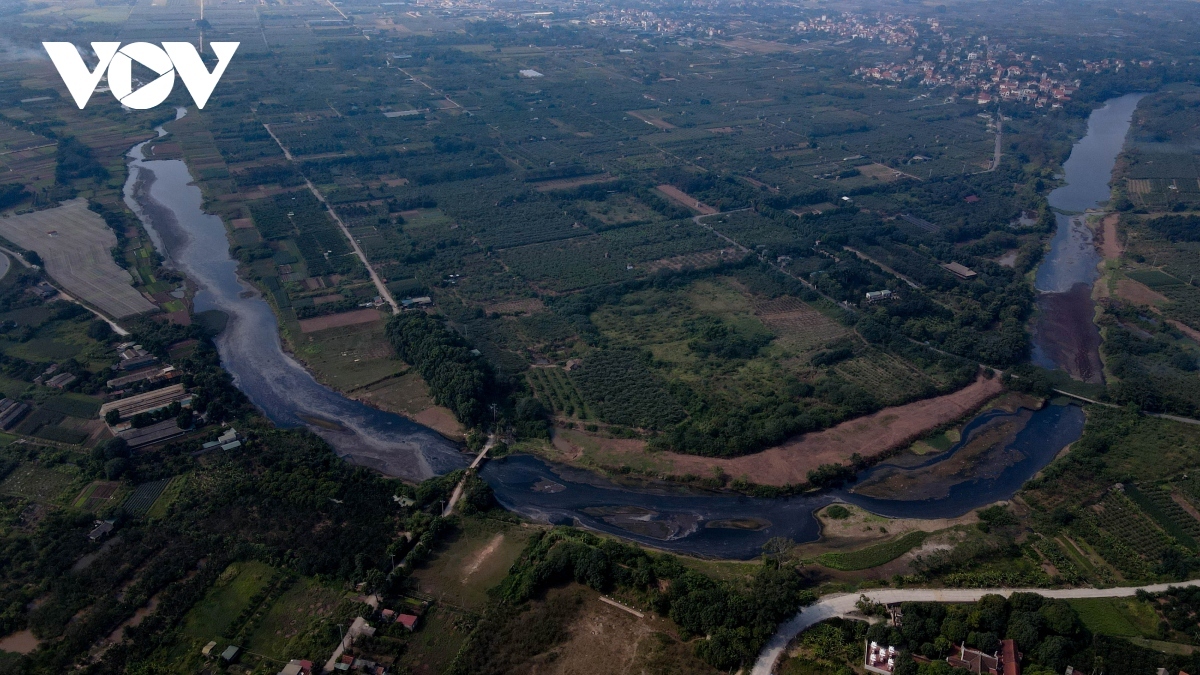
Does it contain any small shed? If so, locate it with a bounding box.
[221,645,241,663]
[398,614,419,631]
[201,641,217,657]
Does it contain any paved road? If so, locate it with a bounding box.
[752,579,1200,675]
[0,250,10,281]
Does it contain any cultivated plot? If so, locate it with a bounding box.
[0,199,155,318]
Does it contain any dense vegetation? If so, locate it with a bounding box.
[386,312,498,426]
[450,528,814,672]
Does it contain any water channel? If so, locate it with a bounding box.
[121,94,1139,559]
[1031,93,1146,382]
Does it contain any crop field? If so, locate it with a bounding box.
[833,351,936,405]
[815,531,928,571]
[528,367,591,419]
[751,296,850,352]
[123,478,173,517]
[0,463,75,503]
[72,481,121,511]
[40,394,101,419]
[0,199,154,318]
[1126,484,1200,551]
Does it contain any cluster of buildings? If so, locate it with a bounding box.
[794,13,920,47]
[0,398,28,431]
[800,12,1142,109]
[33,363,75,389]
[575,7,722,37]
[864,637,1022,674]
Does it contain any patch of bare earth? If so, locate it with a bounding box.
[0,630,38,655]
[600,375,1003,486]
[462,534,504,583]
[1115,278,1168,306]
[412,407,465,441]
[655,185,717,215]
[1170,320,1200,344]
[1098,213,1122,260]
[298,309,384,333]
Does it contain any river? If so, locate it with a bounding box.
[1031,93,1146,382]
[123,110,466,482]
[122,98,1132,559]
[749,93,1148,672]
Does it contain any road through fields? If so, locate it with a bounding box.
[753,579,1200,675]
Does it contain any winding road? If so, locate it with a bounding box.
[752,579,1200,675]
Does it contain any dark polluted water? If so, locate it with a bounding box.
[1031,92,1146,381]
[123,113,466,482]
[125,110,1092,559]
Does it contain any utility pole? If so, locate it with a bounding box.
[489,403,498,424]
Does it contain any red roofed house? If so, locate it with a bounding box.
[946,639,1021,675]
[397,614,419,632]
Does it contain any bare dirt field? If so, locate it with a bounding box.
[0,630,39,655]
[522,586,715,675]
[1115,278,1167,306]
[655,185,717,215]
[593,375,1004,486]
[412,407,465,441]
[859,162,917,182]
[298,308,383,333]
[533,173,617,192]
[1098,213,1122,260]
[626,111,675,130]
[1170,320,1200,343]
[0,199,155,318]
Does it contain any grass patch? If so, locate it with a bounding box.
[816,531,928,571]
[1069,597,1159,638]
[245,577,345,661]
[294,321,405,391]
[181,561,275,641]
[409,516,535,610]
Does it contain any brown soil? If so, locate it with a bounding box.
[298,308,383,333]
[1033,283,1104,384]
[1098,213,1122,260]
[533,173,617,192]
[655,185,717,215]
[795,502,977,560]
[412,407,465,441]
[525,587,712,675]
[461,534,504,582]
[595,375,1004,486]
[626,111,675,130]
[1115,278,1168,306]
[0,630,39,655]
[1170,320,1200,344]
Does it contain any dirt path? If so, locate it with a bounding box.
[603,375,1004,486]
[462,534,504,582]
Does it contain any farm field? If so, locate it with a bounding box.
[0,199,154,319]
[0,463,76,502]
